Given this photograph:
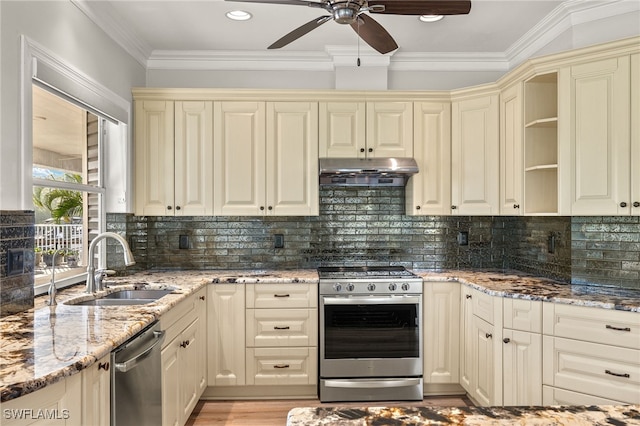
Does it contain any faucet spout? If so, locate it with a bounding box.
[86,232,136,293]
[47,248,66,306]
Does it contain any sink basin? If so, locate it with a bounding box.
[103,289,174,300]
[65,289,174,306]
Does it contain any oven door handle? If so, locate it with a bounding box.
[322,295,421,305]
[324,378,422,389]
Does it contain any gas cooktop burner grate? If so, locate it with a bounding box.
[318,266,418,279]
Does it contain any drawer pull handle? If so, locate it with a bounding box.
[465,294,472,299]
[503,338,510,344]
[98,362,110,371]
[274,294,290,298]
[485,333,492,339]
[274,326,290,330]
[606,325,631,332]
[605,369,630,378]
[274,364,290,369]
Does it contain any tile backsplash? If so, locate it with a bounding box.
[0,211,35,317]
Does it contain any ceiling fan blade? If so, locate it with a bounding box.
[350,14,398,54]
[268,15,332,49]
[225,0,325,8]
[368,0,471,15]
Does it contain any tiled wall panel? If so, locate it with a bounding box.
[0,211,35,317]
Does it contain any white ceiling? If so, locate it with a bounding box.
[73,0,638,70]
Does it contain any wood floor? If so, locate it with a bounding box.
[186,395,473,425]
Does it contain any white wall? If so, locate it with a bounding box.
[0,1,145,211]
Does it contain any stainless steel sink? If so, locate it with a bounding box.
[65,289,174,306]
[103,289,174,300]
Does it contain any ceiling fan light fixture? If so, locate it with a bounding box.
[226,10,252,21]
[419,14,444,23]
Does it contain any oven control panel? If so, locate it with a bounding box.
[321,279,423,295]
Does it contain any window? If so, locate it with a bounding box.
[32,84,106,295]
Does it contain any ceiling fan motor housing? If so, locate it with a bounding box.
[330,1,362,24]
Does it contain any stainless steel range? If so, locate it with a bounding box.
[318,266,423,402]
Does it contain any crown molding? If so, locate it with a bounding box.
[70,0,152,67]
[75,0,639,73]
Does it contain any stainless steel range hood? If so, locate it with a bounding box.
[319,157,419,186]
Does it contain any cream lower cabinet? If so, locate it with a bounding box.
[561,55,637,215]
[214,101,318,216]
[2,373,82,426]
[134,100,213,216]
[542,303,640,404]
[161,288,207,426]
[423,281,460,392]
[502,299,542,406]
[451,92,500,215]
[407,102,451,216]
[81,354,111,426]
[459,285,503,406]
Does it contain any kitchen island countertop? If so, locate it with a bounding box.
[286,404,640,425]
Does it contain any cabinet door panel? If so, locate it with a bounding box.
[266,102,319,215]
[473,315,496,406]
[246,347,317,386]
[567,56,631,215]
[135,100,175,216]
[500,83,523,215]
[214,102,266,215]
[631,53,640,213]
[451,94,499,215]
[502,329,542,406]
[319,102,366,158]
[423,281,459,383]
[174,101,213,215]
[366,102,413,157]
[161,338,180,426]
[408,102,451,215]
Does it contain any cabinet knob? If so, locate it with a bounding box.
[368,148,373,153]
[98,362,110,371]
[360,148,365,153]
[416,206,421,210]
[180,340,190,348]
[513,204,520,209]
[503,338,511,344]
[451,205,457,210]
[465,294,472,299]
[260,206,265,211]
[268,206,273,211]
[167,206,172,210]
[634,202,640,208]
[176,206,181,211]
[620,202,628,208]
[199,295,205,301]
[485,333,492,339]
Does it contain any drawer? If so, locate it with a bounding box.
[246,283,317,309]
[503,298,542,333]
[246,347,318,386]
[543,336,640,404]
[542,386,624,406]
[471,288,497,325]
[246,308,318,347]
[160,289,204,347]
[543,303,640,350]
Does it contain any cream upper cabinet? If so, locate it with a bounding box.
[561,55,636,215]
[319,101,412,158]
[500,83,524,215]
[407,101,451,216]
[451,93,500,215]
[214,101,318,216]
[135,100,213,216]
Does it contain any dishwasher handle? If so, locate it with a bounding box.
[115,330,165,373]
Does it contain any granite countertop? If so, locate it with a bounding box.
[1,268,639,403]
[287,405,640,425]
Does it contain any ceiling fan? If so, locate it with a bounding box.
[225,0,472,54]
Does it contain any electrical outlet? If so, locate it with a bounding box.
[179,235,190,249]
[7,249,25,275]
[457,231,469,246]
[274,234,284,249]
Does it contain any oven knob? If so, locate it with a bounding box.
[367,283,376,292]
[401,283,411,291]
[333,283,343,292]
[388,283,397,291]
[346,283,355,292]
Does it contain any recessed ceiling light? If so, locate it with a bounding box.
[226,10,252,21]
[419,15,444,23]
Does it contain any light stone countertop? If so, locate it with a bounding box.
[2,268,639,402]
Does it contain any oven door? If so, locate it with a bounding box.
[320,294,422,378]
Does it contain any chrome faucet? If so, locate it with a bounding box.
[47,248,66,306]
[86,232,136,293]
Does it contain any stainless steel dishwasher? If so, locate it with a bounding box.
[111,321,165,426]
